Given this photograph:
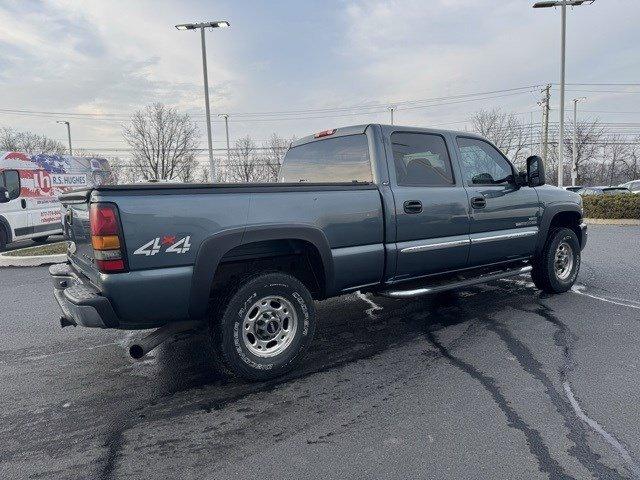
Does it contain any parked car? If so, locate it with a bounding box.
[619,180,640,193]
[50,125,586,381]
[577,186,632,196]
[0,152,113,251]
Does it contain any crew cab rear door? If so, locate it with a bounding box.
[454,136,540,267]
[387,129,470,281]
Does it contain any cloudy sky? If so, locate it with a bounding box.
[0,0,638,160]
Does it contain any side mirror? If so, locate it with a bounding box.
[515,171,528,187]
[526,155,546,187]
[0,187,9,203]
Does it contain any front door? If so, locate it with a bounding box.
[389,131,470,281]
[0,169,29,241]
[455,136,541,267]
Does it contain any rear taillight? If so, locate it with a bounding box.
[89,203,127,273]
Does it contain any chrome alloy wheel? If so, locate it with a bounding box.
[554,241,574,281]
[242,296,298,358]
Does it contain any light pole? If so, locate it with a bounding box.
[56,121,72,155]
[388,106,395,125]
[218,113,230,170]
[571,97,586,186]
[533,0,594,186]
[175,20,230,179]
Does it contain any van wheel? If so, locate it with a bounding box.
[211,272,316,381]
[32,236,49,244]
[0,228,7,251]
[531,227,581,294]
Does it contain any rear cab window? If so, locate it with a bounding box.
[278,134,372,183]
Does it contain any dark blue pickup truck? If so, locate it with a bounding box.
[51,124,586,380]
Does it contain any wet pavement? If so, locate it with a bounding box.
[0,225,639,479]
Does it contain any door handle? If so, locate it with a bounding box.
[471,196,486,209]
[403,200,422,214]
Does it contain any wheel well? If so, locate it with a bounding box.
[210,239,326,299]
[549,211,582,244]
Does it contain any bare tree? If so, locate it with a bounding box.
[470,109,528,168]
[604,134,633,186]
[122,103,200,181]
[227,136,265,183]
[0,127,66,154]
[563,120,605,185]
[261,133,294,182]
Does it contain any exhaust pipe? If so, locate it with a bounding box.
[128,320,201,359]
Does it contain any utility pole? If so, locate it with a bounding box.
[539,84,551,162]
[388,106,395,125]
[571,97,586,186]
[56,121,72,155]
[218,113,230,173]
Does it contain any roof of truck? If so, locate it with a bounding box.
[290,124,483,148]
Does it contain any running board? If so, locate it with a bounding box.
[380,265,533,298]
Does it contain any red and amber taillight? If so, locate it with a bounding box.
[89,203,127,273]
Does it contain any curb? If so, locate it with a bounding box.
[585,218,640,226]
[0,242,68,267]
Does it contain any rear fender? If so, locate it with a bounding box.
[188,225,334,319]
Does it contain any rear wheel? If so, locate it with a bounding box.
[32,235,49,244]
[0,228,7,251]
[211,272,316,381]
[531,227,580,293]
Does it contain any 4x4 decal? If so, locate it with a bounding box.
[134,235,191,256]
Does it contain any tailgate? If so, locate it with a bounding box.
[60,189,98,277]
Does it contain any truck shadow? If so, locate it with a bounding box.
[145,277,541,405]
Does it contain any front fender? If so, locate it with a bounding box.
[536,203,583,255]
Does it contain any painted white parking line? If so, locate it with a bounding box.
[571,285,640,310]
[355,291,383,319]
[563,381,640,477]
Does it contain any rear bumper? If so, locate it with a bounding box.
[579,222,588,250]
[50,263,119,328]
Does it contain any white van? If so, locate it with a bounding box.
[0,151,113,250]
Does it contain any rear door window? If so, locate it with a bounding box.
[391,132,454,186]
[279,134,372,183]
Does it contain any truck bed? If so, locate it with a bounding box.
[61,181,385,327]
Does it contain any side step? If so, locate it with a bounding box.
[380,265,532,298]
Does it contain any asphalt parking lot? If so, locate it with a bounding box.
[0,225,639,480]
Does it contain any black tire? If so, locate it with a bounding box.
[211,272,316,381]
[32,235,49,244]
[531,227,581,294]
[0,228,6,251]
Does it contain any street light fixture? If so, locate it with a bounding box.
[532,0,595,187]
[175,20,230,179]
[56,120,72,155]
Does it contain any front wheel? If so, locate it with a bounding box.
[531,227,581,294]
[211,272,316,381]
[0,228,7,251]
